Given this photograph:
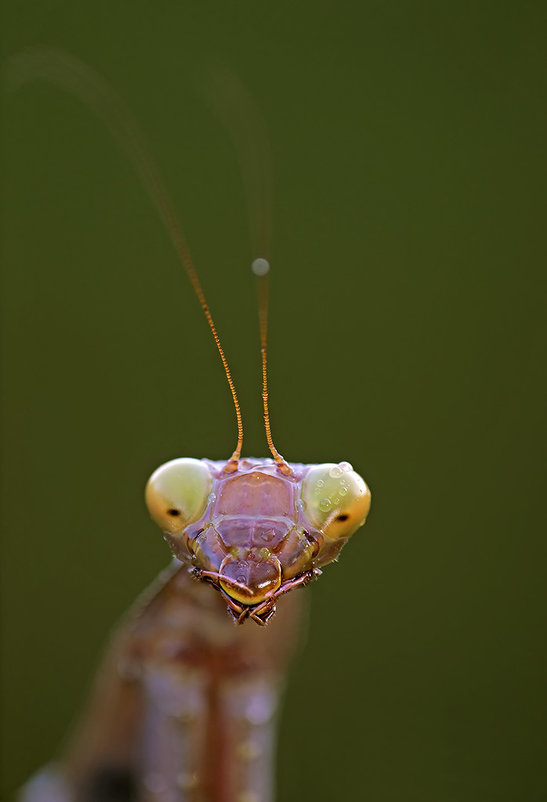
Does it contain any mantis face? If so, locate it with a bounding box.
[146,457,371,624]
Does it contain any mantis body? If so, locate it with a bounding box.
[12,48,371,802]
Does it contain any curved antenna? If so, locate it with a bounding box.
[6,46,243,470]
[205,70,291,473]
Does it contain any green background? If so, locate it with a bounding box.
[2,2,546,800]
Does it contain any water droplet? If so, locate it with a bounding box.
[251,257,270,276]
[316,479,325,488]
[333,495,341,505]
[237,574,246,583]
[329,466,343,478]
[339,485,348,496]
[339,461,353,472]
[319,498,332,512]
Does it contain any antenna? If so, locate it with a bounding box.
[251,259,291,474]
[6,47,243,470]
[205,71,291,474]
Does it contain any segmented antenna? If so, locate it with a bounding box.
[205,72,291,473]
[7,47,243,469]
[251,259,291,474]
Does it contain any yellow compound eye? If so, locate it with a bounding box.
[145,458,212,534]
[301,462,371,539]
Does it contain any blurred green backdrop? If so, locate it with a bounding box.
[2,2,546,800]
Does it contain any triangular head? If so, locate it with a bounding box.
[146,456,371,624]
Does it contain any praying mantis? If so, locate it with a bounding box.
[11,47,372,802]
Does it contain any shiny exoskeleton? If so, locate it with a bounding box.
[146,457,371,624]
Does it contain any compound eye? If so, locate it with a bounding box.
[145,458,212,534]
[301,462,371,539]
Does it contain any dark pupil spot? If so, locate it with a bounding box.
[336,513,349,522]
[167,508,181,516]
